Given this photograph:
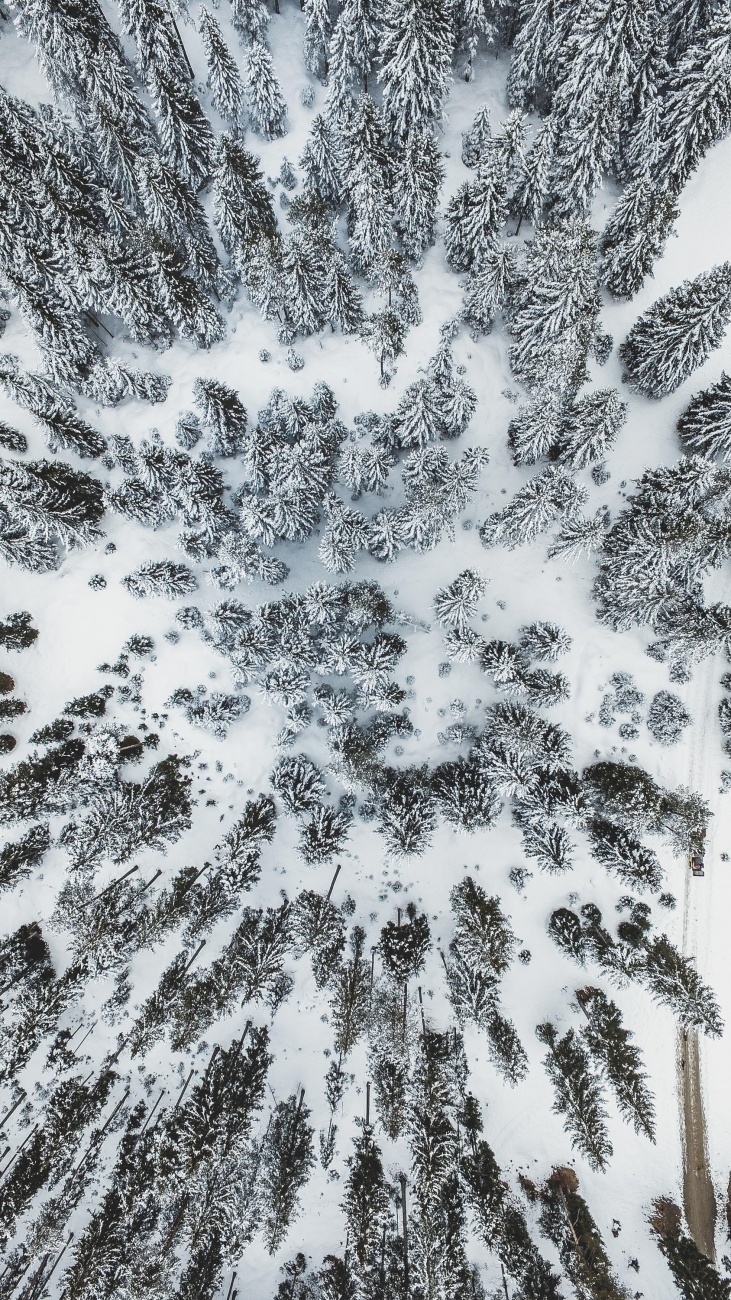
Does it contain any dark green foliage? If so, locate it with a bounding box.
[261,1091,315,1254]
[63,692,107,718]
[577,987,656,1141]
[650,1197,731,1300]
[0,611,38,650]
[329,925,371,1055]
[643,935,723,1036]
[431,756,502,831]
[342,1122,390,1271]
[0,822,50,890]
[379,906,431,983]
[460,1099,562,1298]
[292,890,346,987]
[539,1166,631,1300]
[646,690,691,745]
[0,738,85,825]
[59,754,194,869]
[536,1021,612,1170]
[376,766,437,857]
[587,817,663,891]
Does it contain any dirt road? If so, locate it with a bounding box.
[677,659,718,1259]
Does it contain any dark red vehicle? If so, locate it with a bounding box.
[689,829,706,877]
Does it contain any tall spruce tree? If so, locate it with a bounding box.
[619,264,731,398]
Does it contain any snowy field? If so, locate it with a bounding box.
[2,3,731,1299]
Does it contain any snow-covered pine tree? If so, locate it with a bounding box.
[199,8,245,129]
[298,803,352,864]
[193,378,249,457]
[461,103,491,167]
[393,125,445,258]
[212,135,278,273]
[599,177,680,299]
[643,935,723,1036]
[434,569,487,631]
[456,2,496,82]
[300,114,344,206]
[677,371,731,459]
[119,0,216,186]
[244,40,287,139]
[12,0,155,202]
[656,14,731,194]
[378,0,454,143]
[649,1197,731,1300]
[329,925,371,1054]
[508,0,572,113]
[536,1021,613,1170]
[576,986,655,1140]
[303,0,333,81]
[379,905,431,983]
[539,1166,632,1300]
[342,1120,390,1272]
[362,311,406,380]
[558,389,627,468]
[461,244,515,335]
[377,766,437,857]
[519,620,571,662]
[619,264,731,398]
[327,0,377,96]
[480,465,587,550]
[548,0,663,218]
[260,1091,315,1253]
[507,220,600,396]
[508,391,564,466]
[231,0,270,44]
[444,153,509,272]
[511,113,557,233]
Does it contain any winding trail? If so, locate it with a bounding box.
[677,653,719,1259]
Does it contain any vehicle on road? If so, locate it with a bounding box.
[689,829,706,877]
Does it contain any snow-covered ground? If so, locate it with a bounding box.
[2,5,731,1297]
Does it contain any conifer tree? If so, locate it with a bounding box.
[327,0,377,95]
[119,0,215,186]
[558,389,627,469]
[678,372,731,460]
[577,986,656,1140]
[650,1197,731,1300]
[539,1166,632,1300]
[304,0,333,80]
[378,0,454,142]
[329,925,371,1054]
[194,378,249,457]
[536,1021,613,1170]
[619,264,731,398]
[342,1120,390,1270]
[212,135,278,273]
[200,8,246,129]
[260,1091,315,1254]
[507,221,600,396]
[461,104,492,168]
[300,114,344,205]
[244,40,287,139]
[656,15,731,194]
[511,113,557,233]
[393,125,445,258]
[231,0,270,44]
[444,154,509,272]
[461,245,515,335]
[599,177,680,299]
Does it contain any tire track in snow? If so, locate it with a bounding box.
[677,654,718,1260]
